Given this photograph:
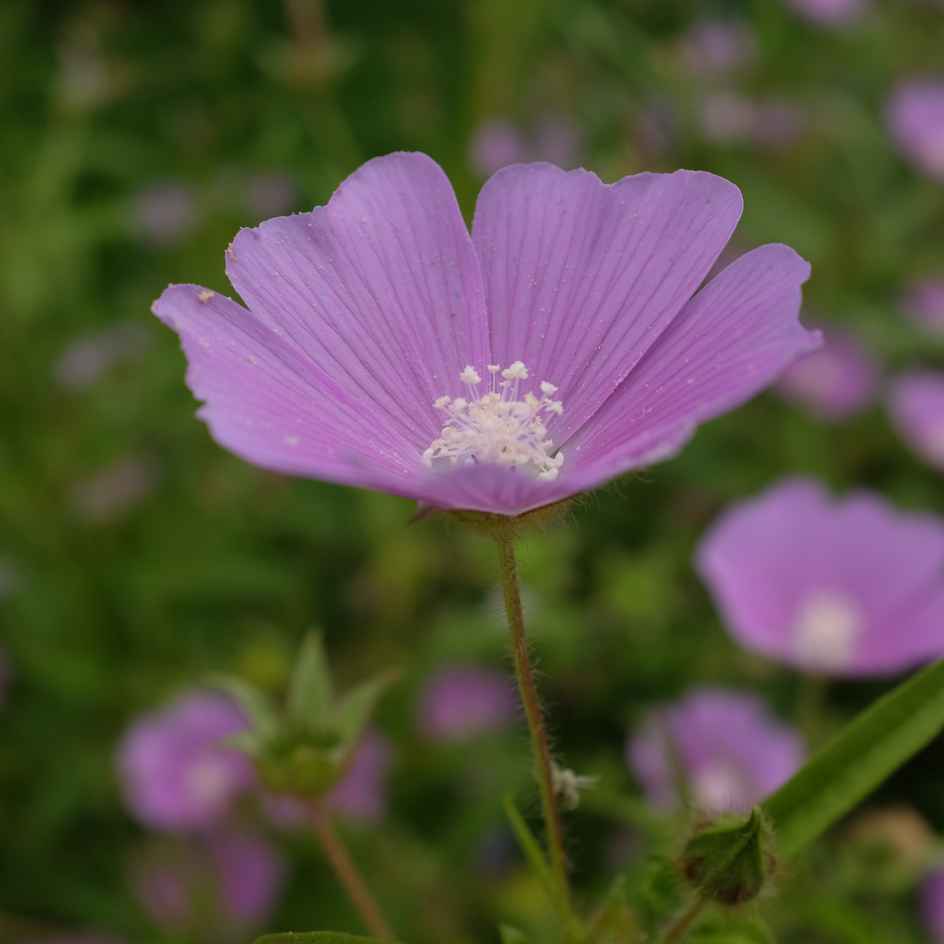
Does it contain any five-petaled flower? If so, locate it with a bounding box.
[697,479,944,676]
[154,152,818,517]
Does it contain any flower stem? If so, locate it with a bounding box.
[310,801,394,940]
[659,895,708,944]
[494,531,572,914]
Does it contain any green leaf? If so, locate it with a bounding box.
[255,934,403,944]
[334,670,398,749]
[287,632,334,723]
[762,659,944,859]
[502,794,557,902]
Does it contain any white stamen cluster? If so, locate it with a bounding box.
[423,361,565,481]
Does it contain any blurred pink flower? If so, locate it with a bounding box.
[786,0,868,26]
[131,831,284,939]
[679,20,757,76]
[701,92,807,148]
[901,277,944,334]
[71,456,159,523]
[246,172,300,219]
[470,117,582,175]
[776,328,879,420]
[923,868,944,942]
[888,372,944,472]
[697,479,944,676]
[628,688,804,813]
[133,182,198,247]
[887,80,944,181]
[418,666,517,741]
[54,322,151,390]
[117,691,254,831]
[326,729,393,822]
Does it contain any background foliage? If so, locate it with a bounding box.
[2,0,943,941]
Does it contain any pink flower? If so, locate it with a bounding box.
[153,153,817,517]
[117,691,254,831]
[628,688,804,813]
[786,0,868,26]
[888,372,944,472]
[776,328,879,420]
[697,479,944,676]
[901,277,944,334]
[887,80,944,182]
[131,831,284,939]
[418,666,516,741]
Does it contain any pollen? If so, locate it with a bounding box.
[423,362,565,481]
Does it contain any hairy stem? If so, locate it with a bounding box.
[495,531,572,913]
[310,801,394,940]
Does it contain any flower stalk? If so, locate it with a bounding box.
[494,529,573,916]
[309,800,394,940]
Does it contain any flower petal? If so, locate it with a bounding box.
[566,243,817,484]
[153,284,421,490]
[224,152,490,450]
[471,163,744,441]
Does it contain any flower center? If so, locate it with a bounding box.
[692,760,751,813]
[792,589,863,671]
[423,362,565,481]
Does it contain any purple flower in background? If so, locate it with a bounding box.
[132,831,284,939]
[246,172,300,219]
[700,93,806,148]
[786,0,867,26]
[901,277,944,334]
[923,868,944,942]
[888,372,944,471]
[679,20,757,76]
[627,688,804,813]
[888,81,944,182]
[54,322,151,390]
[153,153,817,517]
[776,328,879,420]
[470,118,582,176]
[117,691,254,831]
[326,729,393,822]
[697,479,944,676]
[134,182,198,247]
[71,455,159,523]
[418,666,517,741]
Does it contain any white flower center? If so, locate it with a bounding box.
[792,590,864,671]
[423,362,565,481]
[186,757,232,806]
[692,760,750,813]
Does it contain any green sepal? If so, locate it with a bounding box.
[287,632,334,723]
[680,809,772,906]
[334,670,398,751]
[209,674,279,740]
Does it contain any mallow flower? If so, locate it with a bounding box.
[776,327,878,421]
[887,81,944,182]
[697,479,944,676]
[923,867,944,942]
[888,372,944,472]
[153,152,817,517]
[901,277,944,335]
[117,691,254,831]
[627,688,804,813]
[418,665,517,741]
